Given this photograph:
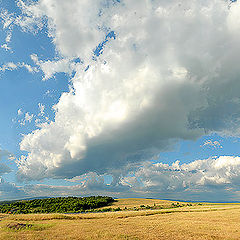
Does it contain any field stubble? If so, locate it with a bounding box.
[0,198,240,240]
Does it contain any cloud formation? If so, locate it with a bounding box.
[120,155,240,201]
[201,140,223,149]
[0,149,26,201]
[0,163,11,175]
[0,178,27,201]
[0,62,37,73]
[16,155,240,202]
[4,0,239,181]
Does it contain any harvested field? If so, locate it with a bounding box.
[0,199,240,240]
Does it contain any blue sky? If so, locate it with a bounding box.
[1,0,240,202]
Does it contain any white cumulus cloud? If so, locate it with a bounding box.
[119,156,240,201]
[4,0,240,182]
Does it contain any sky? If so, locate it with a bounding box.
[1,0,240,202]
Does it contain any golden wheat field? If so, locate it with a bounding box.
[0,198,240,240]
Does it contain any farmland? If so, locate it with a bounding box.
[0,198,240,240]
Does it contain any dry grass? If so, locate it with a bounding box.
[0,199,240,240]
[100,198,180,209]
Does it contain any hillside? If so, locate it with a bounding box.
[0,196,114,214]
[1,198,240,239]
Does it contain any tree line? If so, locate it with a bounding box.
[0,196,114,214]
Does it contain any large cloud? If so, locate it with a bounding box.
[8,0,240,180]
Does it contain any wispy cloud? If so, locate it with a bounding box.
[201,140,223,149]
[0,62,38,73]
